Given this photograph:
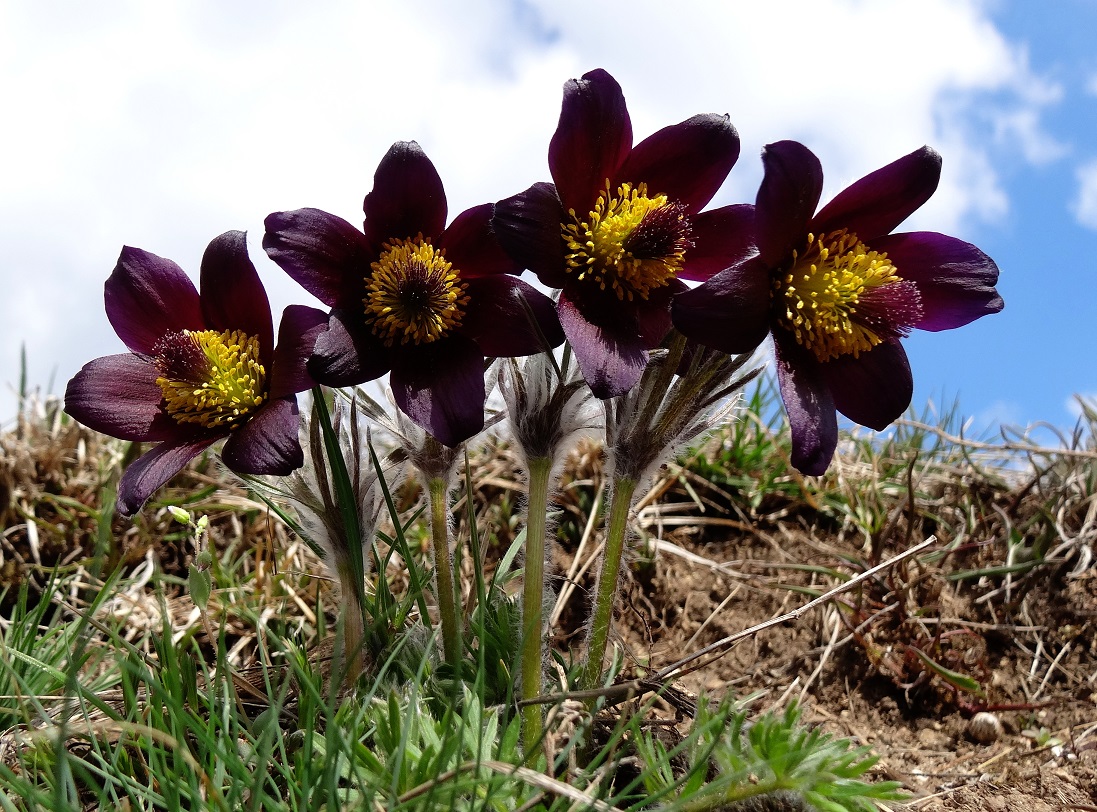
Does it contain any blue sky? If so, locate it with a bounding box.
[1,0,1094,436]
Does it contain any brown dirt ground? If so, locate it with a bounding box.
[552,514,1097,810]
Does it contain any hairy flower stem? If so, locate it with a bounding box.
[334,558,368,684]
[428,476,462,668]
[581,476,638,691]
[520,455,553,754]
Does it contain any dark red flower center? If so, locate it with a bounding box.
[152,329,267,428]
[365,236,470,346]
[773,229,923,362]
[562,181,693,302]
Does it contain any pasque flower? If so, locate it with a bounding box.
[65,231,327,515]
[672,141,1003,475]
[492,68,746,399]
[263,141,564,447]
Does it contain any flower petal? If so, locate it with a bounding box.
[222,395,303,475]
[672,256,772,354]
[773,332,837,476]
[117,435,219,516]
[680,204,758,282]
[64,354,180,441]
[558,290,648,399]
[634,283,679,348]
[105,246,203,354]
[389,336,486,446]
[269,305,329,398]
[460,276,563,356]
[263,208,372,308]
[493,183,568,287]
[756,141,823,267]
[812,146,941,241]
[549,69,632,215]
[821,340,913,430]
[307,309,392,387]
[871,232,1003,331]
[617,114,740,212]
[362,141,447,250]
[199,231,274,364]
[438,203,522,278]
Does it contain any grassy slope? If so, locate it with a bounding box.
[0,387,1093,809]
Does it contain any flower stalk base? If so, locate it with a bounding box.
[428,476,462,668]
[580,476,638,691]
[520,455,553,755]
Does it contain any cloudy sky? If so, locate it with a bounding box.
[2,0,1095,436]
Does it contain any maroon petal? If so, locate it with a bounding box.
[558,290,647,399]
[460,276,563,357]
[222,395,303,475]
[117,435,219,517]
[672,256,772,354]
[616,114,740,212]
[389,336,486,447]
[308,309,392,387]
[680,204,758,282]
[773,332,837,476]
[269,305,329,398]
[105,246,204,354]
[821,340,913,431]
[263,208,372,309]
[199,231,274,365]
[493,183,568,287]
[549,69,633,216]
[871,232,1003,331]
[438,203,522,278]
[64,354,180,441]
[812,146,941,241]
[634,283,679,349]
[755,141,823,268]
[362,141,447,251]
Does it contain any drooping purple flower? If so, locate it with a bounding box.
[672,141,1004,475]
[263,141,564,447]
[492,68,746,399]
[64,231,328,516]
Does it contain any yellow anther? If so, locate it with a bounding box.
[773,229,910,362]
[365,236,470,346]
[561,181,692,302]
[156,329,266,428]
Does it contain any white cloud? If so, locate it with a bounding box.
[1072,159,1097,230]
[968,400,1025,434]
[1087,73,1097,96]
[993,109,1069,165]
[0,0,1063,419]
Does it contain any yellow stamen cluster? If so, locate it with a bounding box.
[365,236,470,346]
[562,181,690,301]
[156,329,266,428]
[774,229,903,362]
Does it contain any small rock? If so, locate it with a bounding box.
[968,711,1003,744]
[917,727,950,748]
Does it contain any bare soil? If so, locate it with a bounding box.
[555,506,1097,809]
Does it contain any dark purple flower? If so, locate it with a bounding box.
[65,231,327,516]
[263,141,563,447]
[492,68,745,399]
[672,141,1004,475]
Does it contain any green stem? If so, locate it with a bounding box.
[428,476,461,668]
[580,476,638,691]
[520,456,553,755]
[334,558,368,685]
